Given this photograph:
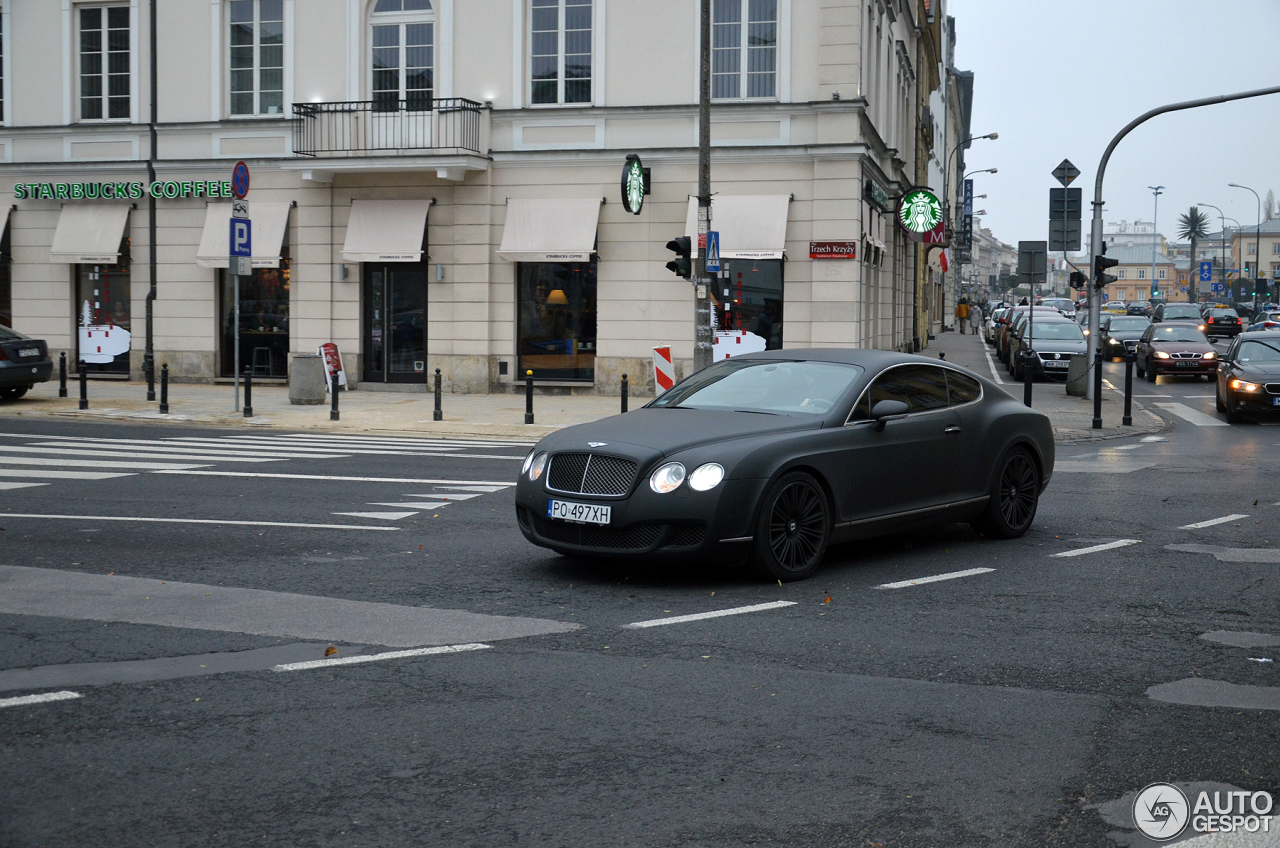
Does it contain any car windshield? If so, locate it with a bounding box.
[1153,326,1207,343]
[1237,341,1280,362]
[1162,306,1202,319]
[1042,300,1072,310]
[651,359,864,415]
[1027,322,1084,341]
[0,324,25,340]
[1210,309,1239,318]
[1108,318,1149,331]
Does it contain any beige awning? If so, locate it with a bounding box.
[196,201,292,269]
[684,195,790,260]
[49,204,131,263]
[341,199,431,263]
[497,198,601,263]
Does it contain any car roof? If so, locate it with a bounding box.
[735,348,956,369]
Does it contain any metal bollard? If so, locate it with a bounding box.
[620,373,629,414]
[1122,354,1134,426]
[243,367,253,418]
[330,372,340,421]
[78,361,88,410]
[524,370,535,424]
[159,363,169,415]
[938,352,946,360]
[1023,350,1034,408]
[433,368,443,421]
[58,352,68,398]
[1091,349,1104,430]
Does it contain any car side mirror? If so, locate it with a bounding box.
[870,400,910,431]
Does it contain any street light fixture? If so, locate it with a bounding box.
[965,168,997,178]
[1228,183,1263,313]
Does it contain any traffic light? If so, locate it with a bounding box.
[1094,244,1119,290]
[1069,270,1088,289]
[665,236,691,279]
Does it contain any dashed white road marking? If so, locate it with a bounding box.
[0,690,82,709]
[1140,436,1166,442]
[1180,514,1249,529]
[0,481,47,490]
[982,345,1006,384]
[152,471,514,485]
[0,469,133,480]
[1052,539,1141,558]
[331,511,417,521]
[625,601,798,629]
[1154,403,1229,427]
[31,440,345,460]
[0,456,207,471]
[273,643,491,672]
[877,568,996,590]
[409,492,484,501]
[0,513,402,531]
[368,502,447,510]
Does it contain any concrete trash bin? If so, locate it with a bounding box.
[1065,354,1089,397]
[289,354,327,405]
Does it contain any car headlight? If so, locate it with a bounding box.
[528,452,548,481]
[1198,324,1207,331]
[1155,351,1171,359]
[1203,351,1216,360]
[1230,379,1260,392]
[1107,337,1121,345]
[521,450,536,476]
[649,462,686,494]
[687,463,725,492]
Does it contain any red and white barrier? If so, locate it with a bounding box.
[653,345,675,392]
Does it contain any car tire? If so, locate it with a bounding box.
[971,447,1040,539]
[1135,361,1145,378]
[1216,386,1227,413]
[0,386,29,400]
[748,471,831,582]
[1146,366,1157,383]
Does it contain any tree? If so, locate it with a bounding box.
[1177,206,1211,302]
[1265,190,1276,222]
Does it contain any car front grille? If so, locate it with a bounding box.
[667,525,707,548]
[1170,352,1203,360]
[1266,383,1280,395]
[531,517,662,550]
[547,453,637,496]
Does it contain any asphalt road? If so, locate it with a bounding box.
[1,364,1277,847]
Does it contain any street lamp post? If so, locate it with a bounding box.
[1229,183,1262,315]
[942,133,997,332]
[1147,186,1164,302]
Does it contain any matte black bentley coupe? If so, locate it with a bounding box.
[515,350,1054,581]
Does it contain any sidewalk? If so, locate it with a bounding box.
[927,329,1168,443]
[1,339,1167,443]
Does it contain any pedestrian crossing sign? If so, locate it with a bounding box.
[706,231,720,274]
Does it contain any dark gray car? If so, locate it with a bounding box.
[1100,315,1152,358]
[0,324,53,400]
[515,350,1055,582]
[1006,318,1087,381]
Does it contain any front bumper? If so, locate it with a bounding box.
[0,358,53,387]
[1151,360,1216,376]
[1225,387,1280,413]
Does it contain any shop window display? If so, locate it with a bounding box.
[219,246,290,378]
[517,259,597,380]
[720,259,783,349]
[75,237,132,374]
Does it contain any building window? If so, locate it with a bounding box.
[75,240,132,374]
[219,244,290,378]
[1117,269,1125,279]
[1158,268,1166,280]
[1117,290,1126,301]
[1137,269,1145,280]
[712,0,777,100]
[1248,243,1256,255]
[517,259,597,380]
[79,6,130,120]
[722,259,784,349]
[229,0,284,115]
[1272,243,1279,255]
[530,0,591,105]
[371,0,434,112]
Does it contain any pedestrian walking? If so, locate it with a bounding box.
[955,300,970,334]
[969,305,981,334]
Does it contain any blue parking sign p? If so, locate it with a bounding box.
[230,218,251,258]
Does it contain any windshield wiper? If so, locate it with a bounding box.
[734,409,780,415]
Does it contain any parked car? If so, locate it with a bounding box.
[1040,298,1076,320]
[1215,332,1280,423]
[1134,324,1217,383]
[1151,302,1207,332]
[998,307,1062,364]
[0,324,54,400]
[1100,315,1152,358]
[1006,318,1087,381]
[1245,310,1280,332]
[1203,308,1243,338]
[1126,302,1151,316]
[1103,300,1128,315]
[515,350,1055,581]
[985,307,1010,344]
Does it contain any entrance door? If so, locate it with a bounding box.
[362,264,427,383]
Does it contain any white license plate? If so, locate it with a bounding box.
[1043,360,1069,368]
[1175,360,1198,368]
[17,348,38,358]
[1273,397,1280,407]
[548,499,611,525]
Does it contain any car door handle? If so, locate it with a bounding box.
[944,426,962,434]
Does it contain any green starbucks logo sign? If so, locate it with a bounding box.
[898,187,943,235]
[621,154,645,215]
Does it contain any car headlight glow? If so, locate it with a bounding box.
[1108,337,1121,345]
[1198,324,1207,331]
[521,450,536,476]
[528,452,548,481]
[649,462,686,494]
[1155,351,1171,359]
[688,463,725,492]
[1231,379,1260,392]
[1203,351,1216,360]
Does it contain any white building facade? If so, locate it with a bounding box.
[0,0,930,392]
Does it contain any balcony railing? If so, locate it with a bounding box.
[292,98,484,157]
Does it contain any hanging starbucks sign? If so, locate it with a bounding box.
[897,186,944,241]
[15,180,236,201]
[621,154,646,215]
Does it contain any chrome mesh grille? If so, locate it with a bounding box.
[548,453,637,496]
[531,517,662,550]
[1170,352,1202,360]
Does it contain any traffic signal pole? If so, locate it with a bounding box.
[693,0,713,373]
[1086,84,1280,425]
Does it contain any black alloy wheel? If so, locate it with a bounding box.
[750,471,831,582]
[972,447,1040,539]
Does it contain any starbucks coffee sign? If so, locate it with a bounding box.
[897,187,943,237]
[15,180,236,201]
[621,154,645,215]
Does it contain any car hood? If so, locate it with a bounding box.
[1236,362,1280,377]
[537,408,822,459]
[1029,339,1087,354]
[1150,341,1216,353]
[1106,329,1147,341]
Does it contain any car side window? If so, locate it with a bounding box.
[868,365,950,414]
[1140,327,1152,342]
[946,370,981,406]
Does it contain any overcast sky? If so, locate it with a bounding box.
[949,0,1280,251]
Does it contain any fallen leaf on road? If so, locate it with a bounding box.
[822,596,831,604]
[325,646,337,657]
